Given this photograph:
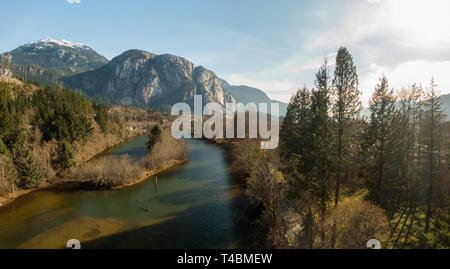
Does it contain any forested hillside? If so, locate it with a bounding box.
[0,78,164,200]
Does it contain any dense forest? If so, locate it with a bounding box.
[223,47,449,249]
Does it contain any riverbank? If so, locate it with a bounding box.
[53,157,188,191]
[0,151,187,210]
[0,132,149,209]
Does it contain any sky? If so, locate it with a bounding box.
[1,0,450,105]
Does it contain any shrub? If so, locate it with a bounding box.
[69,155,142,188]
[323,199,390,249]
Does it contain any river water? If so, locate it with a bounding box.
[0,137,250,249]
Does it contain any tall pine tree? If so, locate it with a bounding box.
[365,75,397,209]
[421,78,445,233]
[309,58,334,241]
[331,47,361,207]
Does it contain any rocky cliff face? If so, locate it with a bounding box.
[63,49,235,109]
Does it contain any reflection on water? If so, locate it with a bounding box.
[0,138,250,249]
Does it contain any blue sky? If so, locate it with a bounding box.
[1,0,450,104]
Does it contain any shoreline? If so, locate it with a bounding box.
[0,157,188,210]
[0,132,145,209]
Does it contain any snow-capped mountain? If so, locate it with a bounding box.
[1,38,109,78]
[25,38,90,50]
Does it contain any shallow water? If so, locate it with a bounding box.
[0,137,250,249]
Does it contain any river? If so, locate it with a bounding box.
[0,137,250,249]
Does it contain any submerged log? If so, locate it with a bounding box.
[142,207,151,213]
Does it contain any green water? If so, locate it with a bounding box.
[0,138,250,249]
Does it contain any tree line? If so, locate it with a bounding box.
[239,47,448,249]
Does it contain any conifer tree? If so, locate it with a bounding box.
[331,47,362,208]
[309,58,333,240]
[147,124,163,152]
[421,79,445,233]
[0,86,12,139]
[12,134,43,189]
[365,75,397,207]
[280,87,311,160]
[52,140,76,171]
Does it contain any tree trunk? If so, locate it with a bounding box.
[425,103,435,233]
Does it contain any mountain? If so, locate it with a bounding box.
[2,38,288,115]
[219,79,287,116]
[361,93,450,121]
[62,49,236,109]
[1,38,109,80]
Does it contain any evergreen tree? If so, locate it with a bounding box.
[404,84,424,207]
[147,124,163,151]
[52,140,76,171]
[0,86,12,139]
[279,87,311,196]
[93,101,109,133]
[309,58,334,240]
[421,79,445,233]
[280,87,311,163]
[12,133,42,189]
[331,47,362,208]
[365,75,397,208]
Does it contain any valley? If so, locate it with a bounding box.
[0,37,449,250]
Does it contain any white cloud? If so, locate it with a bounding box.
[193,0,450,109]
[227,0,450,105]
[67,0,81,4]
